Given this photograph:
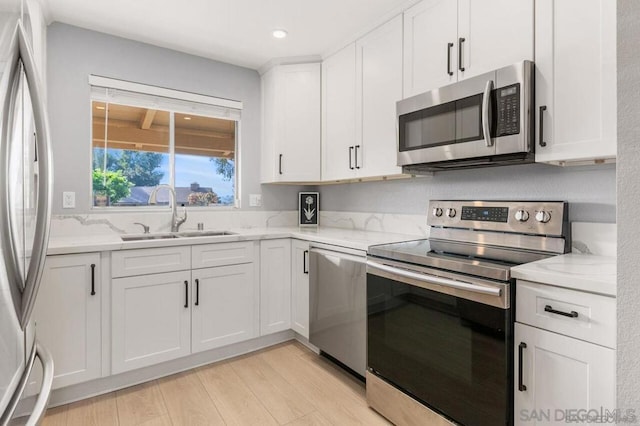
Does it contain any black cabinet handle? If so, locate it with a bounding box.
[539,106,547,147]
[349,146,354,170]
[303,250,309,274]
[458,37,465,72]
[279,154,283,175]
[518,342,527,392]
[447,42,454,76]
[195,279,200,306]
[184,281,188,308]
[544,304,578,318]
[90,264,96,296]
[355,145,361,169]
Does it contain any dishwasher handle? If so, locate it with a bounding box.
[366,260,501,297]
[310,247,366,265]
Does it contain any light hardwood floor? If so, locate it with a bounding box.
[42,341,391,426]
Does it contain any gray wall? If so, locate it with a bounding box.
[319,163,616,223]
[47,23,305,214]
[617,0,640,413]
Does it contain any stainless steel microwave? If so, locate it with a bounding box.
[397,61,534,172]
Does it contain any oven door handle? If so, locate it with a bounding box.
[366,260,501,297]
[482,79,494,147]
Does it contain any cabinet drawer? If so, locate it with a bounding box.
[112,246,191,278]
[192,241,254,269]
[516,280,616,348]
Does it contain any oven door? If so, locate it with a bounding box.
[366,258,513,426]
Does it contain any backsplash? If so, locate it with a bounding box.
[49,210,298,238]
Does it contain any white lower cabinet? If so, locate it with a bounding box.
[290,240,310,338]
[28,254,102,393]
[191,263,258,352]
[112,270,192,374]
[260,239,292,335]
[515,323,616,425]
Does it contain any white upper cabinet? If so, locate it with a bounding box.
[356,15,403,178]
[323,16,404,181]
[534,0,616,164]
[457,0,534,80]
[261,63,321,183]
[322,43,357,182]
[403,0,534,98]
[403,0,457,97]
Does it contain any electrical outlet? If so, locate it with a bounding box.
[62,191,75,209]
[249,194,262,207]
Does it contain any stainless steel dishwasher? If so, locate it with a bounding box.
[309,243,367,377]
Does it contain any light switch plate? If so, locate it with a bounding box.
[62,191,75,208]
[249,194,262,207]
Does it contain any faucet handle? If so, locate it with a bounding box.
[133,222,150,234]
[175,205,188,229]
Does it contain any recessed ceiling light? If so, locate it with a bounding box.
[183,116,192,120]
[272,29,288,39]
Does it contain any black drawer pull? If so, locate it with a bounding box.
[348,146,354,170]
[303,250,309,274]
[539,105,547,147]
[279,154,283,175]
[544,305,578,318]
[90,264,96,296]
[518,342,527,392]
[195,279,200,306]
[184,281,189,308]
[446,42,454,76]
[458,37,465,72]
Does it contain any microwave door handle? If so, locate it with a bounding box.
[482,79,494,147]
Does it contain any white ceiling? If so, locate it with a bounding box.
[42,0,416,70]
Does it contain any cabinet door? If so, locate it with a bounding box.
[457,0,534,80]
[514,323,615,425]
[192,263,258,353]
[403,0,457,98]
[28,254,101,393]
[279,63,321,182]
[112,271,191,374]
[322,43,357,181]
[534,0,616,164]
[260,239,292,335]
[356,15,403,178]
[290,240,310,338]
[261,67,278,183]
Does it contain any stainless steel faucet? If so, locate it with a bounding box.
[148,184,187,232]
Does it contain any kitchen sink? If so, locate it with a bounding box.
[121,233,179,241]
[121,230,236,241]
[176,230,236,238]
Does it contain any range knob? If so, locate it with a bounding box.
[432,207,443,217]
[514,210,530,222]
[446,208,457,218]
[535,210,551,223]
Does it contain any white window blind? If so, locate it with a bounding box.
[88,75,242,121]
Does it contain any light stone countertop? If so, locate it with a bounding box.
[511,253,616,297]
[46,226,425,255]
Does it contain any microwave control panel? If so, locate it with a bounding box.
[495,83,520,137]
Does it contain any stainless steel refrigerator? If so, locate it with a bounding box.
[0,8,54,426]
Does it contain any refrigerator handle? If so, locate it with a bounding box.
[0,341,54,426]
[12,22,53,329]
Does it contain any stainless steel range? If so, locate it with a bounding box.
[366,200,569,426]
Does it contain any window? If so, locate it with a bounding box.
[90,77,241,208]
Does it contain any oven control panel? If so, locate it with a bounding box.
[428,201,568,237]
